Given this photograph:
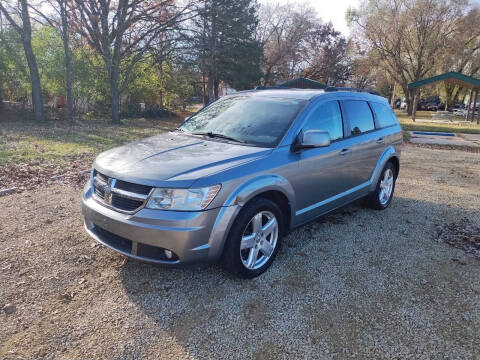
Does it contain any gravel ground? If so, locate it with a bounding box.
[1,144,480,360]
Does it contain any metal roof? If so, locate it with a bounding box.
[408,71,480,90]
[280,77,327,89]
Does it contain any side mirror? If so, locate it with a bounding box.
[294,130,330,151]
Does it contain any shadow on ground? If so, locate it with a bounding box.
[119,196,480,359]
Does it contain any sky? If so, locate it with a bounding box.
[260,0,360,36]
[263,0,480,36]
[308,0,360,35]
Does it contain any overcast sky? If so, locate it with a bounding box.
[307,0,360,35]
[263,0,480,36]
[260,0,360,36]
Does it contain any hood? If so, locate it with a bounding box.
[94,132,272,187]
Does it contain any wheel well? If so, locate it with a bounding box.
[255,190,291,233]
[389,156,400,178]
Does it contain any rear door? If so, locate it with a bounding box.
[340,100,386,186]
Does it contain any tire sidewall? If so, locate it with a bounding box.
[223,197,284,278]
[373,162,396,209]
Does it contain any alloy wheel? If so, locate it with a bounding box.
[240,210,278,270]
[379,168,394,205]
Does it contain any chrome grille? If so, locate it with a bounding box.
[92,170,153,213]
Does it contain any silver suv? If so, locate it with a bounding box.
[82,88,402,278]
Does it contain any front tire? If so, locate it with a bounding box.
[222,197,284,278]
[367,162,396,210]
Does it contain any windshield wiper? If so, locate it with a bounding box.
[191,131,245,143]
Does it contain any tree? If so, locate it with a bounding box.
[436,6,480,109]
[30,0,75,122]
[349,0,467,115]
[257,1,317,85]
[70,0,190,123]
[192,0,263,102]
[31,0,74,123]
[301,23,353,86]
[0,0,44,121]
[258,2,350,86]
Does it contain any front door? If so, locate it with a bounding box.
[292,100,350,222]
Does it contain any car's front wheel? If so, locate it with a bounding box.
[367,162,396,210]
[222,197,284,278]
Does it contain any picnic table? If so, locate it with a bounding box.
[431,111,453,121]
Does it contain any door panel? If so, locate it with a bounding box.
[340,100,386,185]
[291,100,351,220]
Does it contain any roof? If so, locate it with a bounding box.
[237,88,387,103]
[279,77,327,89]
[408,72,480,90]
[239,88,324,100]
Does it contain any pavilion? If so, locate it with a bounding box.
[408,72,480,123]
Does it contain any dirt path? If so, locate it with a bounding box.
[1,144,479,359]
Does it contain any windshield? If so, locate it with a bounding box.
[179,95,305,147]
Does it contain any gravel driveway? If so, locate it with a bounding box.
[1,144,479,359]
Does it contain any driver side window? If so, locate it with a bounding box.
[302,101,343,141]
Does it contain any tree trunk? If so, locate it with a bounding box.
[466,89,473,121]
[110,84,121,123]
[411,89,418,122]
[390,83,396,108]
[23,38,44,122]
[20,0,44,122]
[202,72,208,105]
[207,73,214,104]
[407,89,415,116]
[214,78,219,99]
[60,0,73,124]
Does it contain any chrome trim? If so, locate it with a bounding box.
[92,172,153,214]
[110,187,148,201]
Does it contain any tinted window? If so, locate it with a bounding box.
[180,96,305,147]
[342,100,375,136]
[302,101,343,140]
[370,102,397,128]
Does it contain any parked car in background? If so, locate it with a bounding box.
[426,103,438,111]
[453,108,467,116]
[82,88,403,278]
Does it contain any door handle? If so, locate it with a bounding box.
[376,138,385,144]
[339,148,351,156]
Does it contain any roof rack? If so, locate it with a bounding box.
[324,86,380,96]
[255,85,291,90]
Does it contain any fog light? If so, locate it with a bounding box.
[164,249,173,259]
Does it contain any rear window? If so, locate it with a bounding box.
[370,102,397,128]
[342,100,375,136]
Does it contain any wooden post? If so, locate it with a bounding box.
[470,90,477,122]
[475,90,480,124]
[466,89,473,121]
[390,83,396,108]
[411,89,418,122]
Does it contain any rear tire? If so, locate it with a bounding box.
[367,162,396,210]
[222,197,284,278]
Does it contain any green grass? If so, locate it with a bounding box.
[396,111,480,135]
[0,117,182,165]
[2,108,479,165]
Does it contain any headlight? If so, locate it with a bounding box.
[146,185,221,211]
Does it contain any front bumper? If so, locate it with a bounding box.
[82,184,238,265]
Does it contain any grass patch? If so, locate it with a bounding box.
[395,111,480,135]
[0,117,182,165]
